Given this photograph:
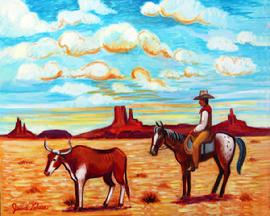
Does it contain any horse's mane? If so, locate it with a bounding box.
[154,126,185,143]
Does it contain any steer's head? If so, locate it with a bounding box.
[44,140,72,176]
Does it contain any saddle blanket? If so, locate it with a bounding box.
[187,139,215,155]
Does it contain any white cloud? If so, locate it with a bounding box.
[140,2,160,16]
[58,31,100,56]
[236,31,270,47]
[141,0,228,27]
[207,36,238,52]
[15,62,63,81]
[0,0,54,37]
[0,0,114,37]
[57,10,101,28]
[173,48,203,64]
[97,23,138,52]
[78,0,116,15]
[50,82,98,96]
[112,83,133,93]
[138,30,172,58]
[70,61,124,80]
[131,67,176,92]
[160,70,182,79]
[73,93,120,106]
[215,56,256,76]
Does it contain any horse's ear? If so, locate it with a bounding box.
[160,121,164,128]
[156,121,160,127]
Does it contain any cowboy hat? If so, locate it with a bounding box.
[193,90,215,100]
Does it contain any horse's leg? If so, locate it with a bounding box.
[220,165,231,197]
[187,171,191,197]
[211,155,224,194]
[180,164,188,199]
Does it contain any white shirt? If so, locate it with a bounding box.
[194,111,208,133]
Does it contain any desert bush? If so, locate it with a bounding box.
[64,196,76,207]
[141,191,160,204]
[240,193,252,201]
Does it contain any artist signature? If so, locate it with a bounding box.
[11,201,49,214]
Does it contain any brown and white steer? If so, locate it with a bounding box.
[43,140,130,210]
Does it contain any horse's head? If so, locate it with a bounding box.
[150,121,167,156]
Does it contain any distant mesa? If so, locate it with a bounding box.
[7,117,36,138]
[3,107,270,140]
[76,106,270,139]
[37,130,72,139]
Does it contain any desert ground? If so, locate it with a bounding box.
[0,137,269,216]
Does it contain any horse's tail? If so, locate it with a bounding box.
[235,137,246,175]
[124,157,130,200]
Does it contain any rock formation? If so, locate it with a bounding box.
[7,118,36,138]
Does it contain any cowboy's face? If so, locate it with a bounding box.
[199,99,205,106]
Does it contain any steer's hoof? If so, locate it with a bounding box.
[118,203,123,208]
[103,203,108,208]
[74,207,83,211]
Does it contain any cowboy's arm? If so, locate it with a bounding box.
[193,111,208,133]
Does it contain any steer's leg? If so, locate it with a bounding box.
[74,181,79,210]
[119,185,125,207]
[103,173,115,207]
[78,180,85,210]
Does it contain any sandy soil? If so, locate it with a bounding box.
[0,137,269,215]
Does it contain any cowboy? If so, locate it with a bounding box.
[187,90,215,172]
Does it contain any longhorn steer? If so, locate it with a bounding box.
[43,140,130,210]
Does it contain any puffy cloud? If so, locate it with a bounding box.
[141,0,228,27]
[131,67,176,92]
[140,2,160,16]
[207,36,238,52]
[160,70,182,79]
[58,31,100,56]
[215,56,256,76]
[0,0,54,37]
[15,60,123,82]
[112,83,133,93]
[69,61,124,80]
[160,67,202,79]
[50,82,98,96]
[78,0,116,15]
[138,30,172,58]
[73,93,121,106]
[57,10,101,28]
[236,31,270,47]
[0,0,114,37]
[16,62,63,81]
[173,48,202,64]
[183,66,202,77]
[97,23,138,52]
[0,38,62,62]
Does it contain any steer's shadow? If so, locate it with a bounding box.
[173,194,235,205]
[63,206,131,212]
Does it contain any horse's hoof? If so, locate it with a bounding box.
[74,207,82,211]
[103,203,108,208]
[181,195,188,200]
[118,203,123,208]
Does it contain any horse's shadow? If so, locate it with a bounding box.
[173,194,235,205]
[63,206,131,212]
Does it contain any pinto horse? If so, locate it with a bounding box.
[150,122,246,198]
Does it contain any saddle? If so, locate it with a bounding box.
[184,133,215,155]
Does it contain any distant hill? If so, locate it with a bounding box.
[37,130,72,139]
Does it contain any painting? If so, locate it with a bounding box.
[0,0,269,215]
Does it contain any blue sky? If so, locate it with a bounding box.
[0,0,269,134]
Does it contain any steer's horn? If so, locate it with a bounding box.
[59,140,73,155]
[44,140,60,155]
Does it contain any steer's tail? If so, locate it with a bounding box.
[124,157,130,200]
[235,137,246,174]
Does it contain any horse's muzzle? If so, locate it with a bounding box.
[150,150,157,156]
